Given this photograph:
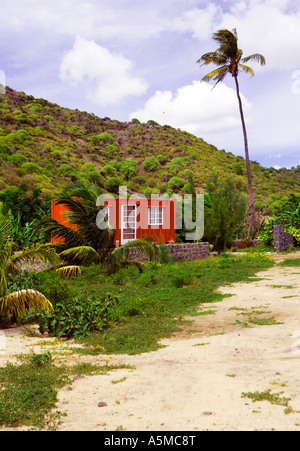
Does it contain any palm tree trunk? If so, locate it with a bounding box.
[233,75,257,238]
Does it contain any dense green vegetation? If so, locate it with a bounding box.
[16,252,274,353]
[0,87,299,214]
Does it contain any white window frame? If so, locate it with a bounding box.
[148,207,163,226]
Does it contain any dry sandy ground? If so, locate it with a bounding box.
[1,252,300,431]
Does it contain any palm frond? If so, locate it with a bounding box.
[0,215,12,244]
[242,53,266,65]
[0,267,8,298]
[201,65,230,85]
[0,215,13,266]
[111,237,157,263]
[0,289,53,318]
[40,218,86,248]
[56,265,82,279]
[197,51,228,66]
[198,29,266,86]
[240,64,255,77]
[53,197,112,253]
[0,215,13,297]
[59,246,101,266]
[56,181,100,203]
[105,259,146,275]
[10,244,60,271]
[212,29,239,58]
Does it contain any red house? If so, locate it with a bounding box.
[51,197,176,246]
[104,197,176,246]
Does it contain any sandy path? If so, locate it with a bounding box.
[1,252,300,431]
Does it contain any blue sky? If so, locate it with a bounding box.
[1,0,300,169]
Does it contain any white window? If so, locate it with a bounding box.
[148,207,163,226]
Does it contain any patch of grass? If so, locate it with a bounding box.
[243,386,300,415]
[239,309,272,317]
[234,320,252,328]
[111,377,127,384]
[249,317,283,326]
[278,259,300,267]
[242,389,290,407]
[0,352,133,430]
[115,425,127,431]
[267,284,296,289]
[192,342,210,347]
[269,380,287,387]
[189,310,216,316]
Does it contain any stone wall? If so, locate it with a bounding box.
[273,224,294,252]
[166,243,210,261]
[230,239,262,249]
[129,242,210,262]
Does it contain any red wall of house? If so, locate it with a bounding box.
[105,198,176,245]
[50,200,78,244]
[51,198,176,245]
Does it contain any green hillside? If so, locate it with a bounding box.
[0,87,299,212]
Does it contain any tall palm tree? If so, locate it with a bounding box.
[197,28,266,237]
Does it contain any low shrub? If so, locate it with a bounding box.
[136,271,158,287]
[28,294,121,339]
[170,272,192,288]
[157,243,172,264]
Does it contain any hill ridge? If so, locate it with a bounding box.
[0,86,299,212]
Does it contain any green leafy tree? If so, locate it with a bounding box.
[0,185,51,237]
[203,175,248,253]
[197,28,266,237]
[143,157,160,172]
[105,177,121,194]
[168,177,185,192]
[118,160,137,181]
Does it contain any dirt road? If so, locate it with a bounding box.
[1,252,300,431]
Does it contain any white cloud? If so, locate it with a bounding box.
[59,36,148,106]
[171,4,220,41]
[172,0,300,72]
[0,70,6,94]
[130,80,252,135]
[0,0,171,43]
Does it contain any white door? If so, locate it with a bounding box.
[121,205,136,244]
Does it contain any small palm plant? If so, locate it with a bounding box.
[105,236,157,275]
[41,183,114,263]
[0,212,58,321]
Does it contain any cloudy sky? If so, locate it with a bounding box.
[1,0,300,169]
